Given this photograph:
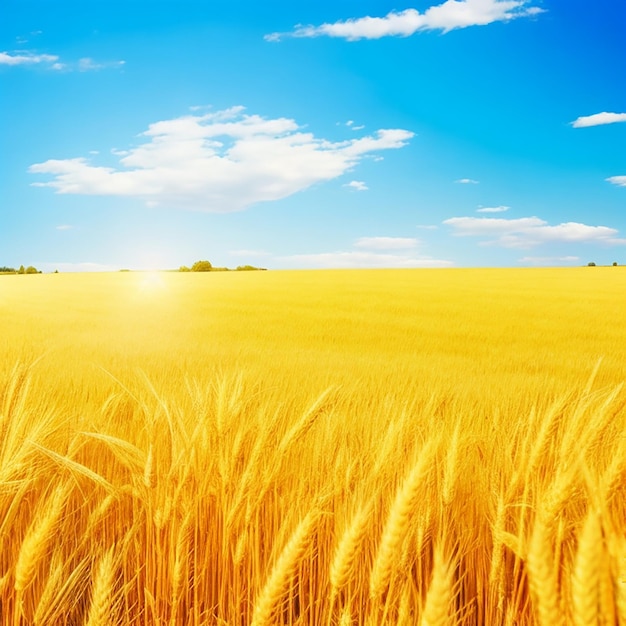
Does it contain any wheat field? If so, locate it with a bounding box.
[0,267,624,625]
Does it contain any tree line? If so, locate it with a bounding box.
[179,260,266,272]
[0,265,42,274]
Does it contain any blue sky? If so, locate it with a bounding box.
[2,0,625,271]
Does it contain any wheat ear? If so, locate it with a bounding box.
[250,510,318,626]
[527,513,564,626]
[572,510,602,626]
[370,442,434,601]
[420,546,453,626]
[14,486,68,594]
[85,546,117,626]
[330,502,372,595]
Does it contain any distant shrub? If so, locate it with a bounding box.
[613,262,618,267]
[0,266,16,274]
[25,266,39,274]
[179,266,191,272]
[587,262,596,267]
[191,260,213,272]
[236,265,266,271]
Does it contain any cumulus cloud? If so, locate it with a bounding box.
[281,251,453,269]
[29,107,413,212]
[344,180,369,191]
[0,51,58,65]
[571,112,626,128]
[476,205,509,213]
[354,237,418,250]
[443,215,626,248]
[606,176,626,187]
[266,0,544,41]
[455,178,479,184]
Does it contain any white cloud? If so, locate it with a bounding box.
[443,215,626,248]
[352,125,365,131]
[37,262,118,273]
[354,236,418,250]
[571,112,626,128]
[78,57,125,72]
[55,224,73,230]
[344,180,369,191]
[606,176,626,187]
[0,51,58,65]
[476,205,509,213]
[518,256,580,265]
[0,50,124,71]
[281,251,453,269]
[266,0,544,41]
[416,224,438,230]
[29,107,413,212]
[455,178,479,184]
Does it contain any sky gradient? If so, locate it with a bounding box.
[2,0,625,271]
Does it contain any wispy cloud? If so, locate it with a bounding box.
[571,112,626,128]
[443,215,626,248]
[354,237,418,250]
[266,0,544,41]
[606,176,626,187]
[37,262,118,273]
[0,51,59,66]
[455,178,479,184]
[78,57,125,72]
[29,106,413,212]
[280,251,452,269]
[344,180,369,191]
[55,224,73,230]
[0,50,124,71]
[518,256,580,265]
[476,205,509,213]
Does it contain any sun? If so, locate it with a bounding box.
[138,270,166,293]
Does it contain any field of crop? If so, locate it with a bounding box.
[0,267,624,625]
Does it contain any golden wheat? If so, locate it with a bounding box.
[0,267,624,625]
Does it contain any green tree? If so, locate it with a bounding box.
[25,266,39,274]
[18,265,25,274]
[587,262,596,267]
[179,265,191,272]
[191,260,212,272]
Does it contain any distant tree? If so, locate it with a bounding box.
[587,262,596,267]
[613,262,618,266]
[236,265,266,271]
[18,265,25,274]
[191,260,212,272]
[25,266,39,274]
[54,269,59,273]
[179,265,191,272]
[0,266,16,273]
